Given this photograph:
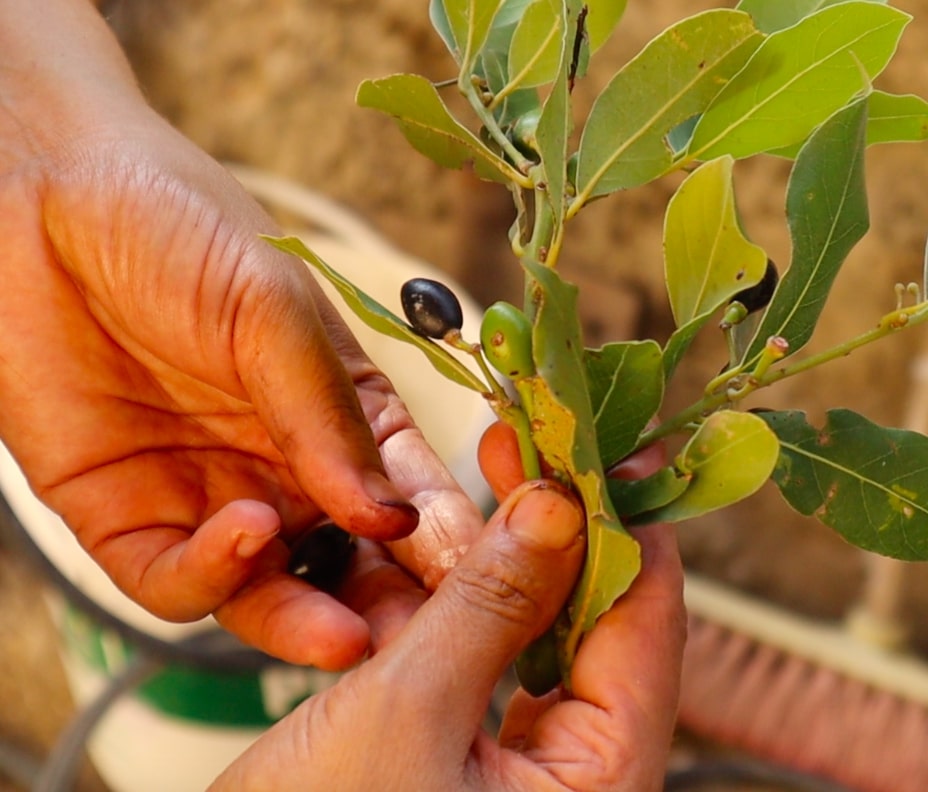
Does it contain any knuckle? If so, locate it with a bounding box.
[449,561,541,627]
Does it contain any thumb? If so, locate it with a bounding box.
[381,480,585,737]
[234,253,419,541]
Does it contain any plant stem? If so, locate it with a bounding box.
[639,301,928,450]
[524,187,559,270]
[459,77,535,185]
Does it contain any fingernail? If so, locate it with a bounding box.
[362,470,419,521]
[506,481,584,551]
[235,523,279,560]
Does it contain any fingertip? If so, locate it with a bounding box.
[215,576,373,668]
[478,421,525,501]
[99,501,289,624]
[227,500,283,559]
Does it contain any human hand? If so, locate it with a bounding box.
[0,0,482,666]
[211,424,686,792]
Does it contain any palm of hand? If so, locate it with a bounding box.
[0,124,481,665]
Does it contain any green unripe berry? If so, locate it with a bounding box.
[480,301,535,380]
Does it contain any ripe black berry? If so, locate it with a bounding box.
[732,259,779,314]
[401,278,464,339]
[288,523,356,593]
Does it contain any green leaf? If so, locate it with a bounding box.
[767,90,928,158]
[507,0,563,89]
[521,261,641,637]
[608,467,690,522]
[742,97,869,365]
[759,409,928,560]
[429,0,458,57]
[522,260,603,477]
[664,157,768,325]
[662,156,767,378]
[573,9,762,203]
[436,0,511,68]
[586,0,628,52]
[474,0,541,102]
[867,90,928,145]
[356,74,516,183]
[262,235,486,393]
[585,340,664,468]
[688,3,909,160]
[735,0,888,35]
[534,0,582,228]
[640,410,780,523]
[479,43,542,127]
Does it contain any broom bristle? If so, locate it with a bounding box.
[679,613,928,792]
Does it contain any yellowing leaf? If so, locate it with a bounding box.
[643,411,780,523]
[664,157,767,325]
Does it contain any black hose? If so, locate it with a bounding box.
[0,489,279,674]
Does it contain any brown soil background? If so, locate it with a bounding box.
[3,1,928,789]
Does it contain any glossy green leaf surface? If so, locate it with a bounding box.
[585,340,664,468]
[263,236,486,393]
[574,9,762,202]
[522,261,641,637]
[735,0,888,35]
[689,3,909,160]
[662,156,767,378]
[356,74,515,183]
[641,410,780,523]
[759,409,928,560]
[742,97,869,365]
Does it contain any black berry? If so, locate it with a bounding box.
[401,278,464,339]
[731,259,779,314]
[288,523,356,593]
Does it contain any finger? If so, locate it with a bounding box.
[210,484,582,792]
[91,499,372,667]
[367,480,585,745]
[521,521,685,790]
[478,421,526,502]
[90,499,283,622]
[378,421,485,591]
[498,687,563,750]
[213,570,372,669]
[233,252,419,542]
[336,539,427,652]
